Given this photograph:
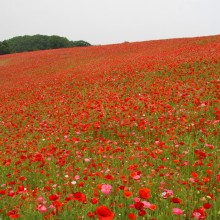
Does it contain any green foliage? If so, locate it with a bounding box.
[48,35,71,49]
[70,40,91,47]
[0,41,11,55]
[0,35,91,55]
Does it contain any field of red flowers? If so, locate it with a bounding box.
[0,35,220,219]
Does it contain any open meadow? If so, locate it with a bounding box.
[0,35,220,219]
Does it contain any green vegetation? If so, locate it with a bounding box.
[0,41,11,55]
[0,35,91,55]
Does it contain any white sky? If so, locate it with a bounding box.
[0,0,219,45]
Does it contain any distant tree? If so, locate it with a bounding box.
[70,40,91,47]
[1,35,91,55]
[0,41,11,55]
[48,35,71,49]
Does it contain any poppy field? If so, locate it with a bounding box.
[0,35,220,219]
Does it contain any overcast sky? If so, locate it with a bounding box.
[0,0,219,45]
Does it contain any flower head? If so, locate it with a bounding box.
[138,188,150,199]
[95,205,114,220]
[191,207,206,219]
[36,204,47,213]
[172,208,183,215]
[101,184,112,195]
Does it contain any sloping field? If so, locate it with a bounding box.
[0,35,220,219]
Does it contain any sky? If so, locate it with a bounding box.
[0,0,220,45]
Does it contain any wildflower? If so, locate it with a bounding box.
[134,202,144,210]
[133,197,140,203]
[101,184,112,195]
[52,200,62,213]
[36,196,46,204]
[170,197,181,203]
[6,210,19,219]
[91,197,98,204]
[123,190,132,198]
[74,175,80,180]
[104,174,114,180]
[138,209,146,217]
[191,207,206,219]
[203,203,211,209]
[36,204,47,213]
[138,188,150,199]
[49,205,56,211]
[95,206,114,220]
[128,213,136,219]
[73,192,86,203]
[130,171,141,180]
[49,194,59,201]
[161,189,173,198]
[8,190,15,197]
[142,201,156,210]
[0,189,6,195]
[172,208,183,215]
[85,158,91,162]
[87,212,95,218]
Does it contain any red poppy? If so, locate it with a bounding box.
[6,210,19,219]
[52,200,62,214]
[8,191,15,197]
[49,194,59,201]
[52,200,62,208]
[78,181,84,187]
[138,188,150,199]
[0,189,6,195]
[203,203,211,209]
[123,190,132,198]
[191,207,206,219]
[91,197,98,204]
[87,212,95,218]
[73,192,86,203]
[138,209,146,217]
[128,213,136,219]
[134,202,144,210]
[95,206,114,220]
[16,185,25,194]
[170,197,181,203]
[64,193,73,202]
[104,174,114,180]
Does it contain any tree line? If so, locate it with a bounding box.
[0,35,91,55]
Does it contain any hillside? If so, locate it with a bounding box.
[0,35,220,219]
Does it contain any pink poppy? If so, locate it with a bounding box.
[101,184,112,195]
[172,208,183,215]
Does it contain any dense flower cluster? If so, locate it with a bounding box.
[0,35,219,219]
